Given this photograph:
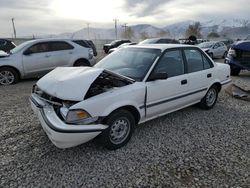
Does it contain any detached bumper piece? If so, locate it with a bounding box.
[30,94,108,148]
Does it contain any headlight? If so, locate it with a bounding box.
[65,109,98,125]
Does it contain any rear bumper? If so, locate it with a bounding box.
[30,94,108,148]
[221,78,232,89]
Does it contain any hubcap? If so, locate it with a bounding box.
[0,71,15,85]
[206,88,217,107]
[109,117,130,145]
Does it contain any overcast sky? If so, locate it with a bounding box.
[0,0,249,37]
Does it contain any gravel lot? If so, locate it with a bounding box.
[0,60,249,187]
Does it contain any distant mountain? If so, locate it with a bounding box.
[163,18,250,38]
[43,18,250,40]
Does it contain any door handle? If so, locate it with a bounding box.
[207,73,212,78]
[69,51,73,54]
[181,79,187,85]
[45,55,51,58]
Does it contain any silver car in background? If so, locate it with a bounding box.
[0,39,95,85]
[197,41,228,59]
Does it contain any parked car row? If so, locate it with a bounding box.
[0,39,96,85]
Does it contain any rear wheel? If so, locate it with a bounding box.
[199,85,218,110]
[0,67,19,85]
[223,51,227,58]
[74,60,89,67]
[99,109,135,150]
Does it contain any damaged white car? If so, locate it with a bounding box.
[30,44,231,150]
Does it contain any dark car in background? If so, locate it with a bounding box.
[225,40,250,75]
[103,39,131,53]
[0,39,16,53]
[139,38,180,45]
[220,39,234,50]
[73,40,97,56]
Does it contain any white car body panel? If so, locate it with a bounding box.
[30,44,232,149]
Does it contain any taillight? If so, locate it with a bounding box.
[88,49,93,59]
[228,48,236,57]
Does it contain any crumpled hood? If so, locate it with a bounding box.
[37,67,104,101]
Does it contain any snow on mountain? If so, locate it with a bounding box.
[163,20,195,37]
[42,18,250,40]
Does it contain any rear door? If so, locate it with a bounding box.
[49,41,75,67]
[146,49,189,118]
[22,42,54,77]
[183,48,214,103]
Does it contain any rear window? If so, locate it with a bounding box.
[50,41,74,51]
[73,40,91,48]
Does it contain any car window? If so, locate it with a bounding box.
[214,43,219,48]
[185,49,213,72]
[153,50,184,78]
[0,40,6,46]
[50,41,74,51]
[73,40,90,48]
[27,42,50,54]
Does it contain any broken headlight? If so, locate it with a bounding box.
[63,109,98,125]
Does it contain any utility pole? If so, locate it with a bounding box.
[122,23,128,38]
[11,18,16,38]
[113,19,119,39]
[86,23,90,39]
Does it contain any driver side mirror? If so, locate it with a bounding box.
[23,49,33,55]
[148,72,168,81]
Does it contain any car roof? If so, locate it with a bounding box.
[125,44,193,51]
[27,38,74,43]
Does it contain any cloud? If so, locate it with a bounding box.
[123,0,173,17]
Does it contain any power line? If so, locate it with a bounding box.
[113,19,119,39]
[11,18,16,38]
[86,23,90,39]
[122,23,128,38]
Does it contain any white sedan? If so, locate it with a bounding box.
[30,44,231,150]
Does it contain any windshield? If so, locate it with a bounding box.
[197,42,214,48]
[10,40,34,54]
[95,47,161,81]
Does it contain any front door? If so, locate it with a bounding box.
[146,49,189,118]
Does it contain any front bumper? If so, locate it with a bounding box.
[30,94,108,148]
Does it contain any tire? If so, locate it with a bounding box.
[209,53,214,59]
[230,66,241,76]
[74,60,89,67]
[199,85,218,110]
[99,109,135,150]
[223,51,227,58]
[0,67,19,85]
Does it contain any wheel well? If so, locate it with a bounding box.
[212,82,221,92]
[107,105,141,124]
[0,66,21,79]
[74,58,90,66]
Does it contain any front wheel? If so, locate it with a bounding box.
[0,67,19,85]
[99,109,135,150]
[199,85,218,110]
